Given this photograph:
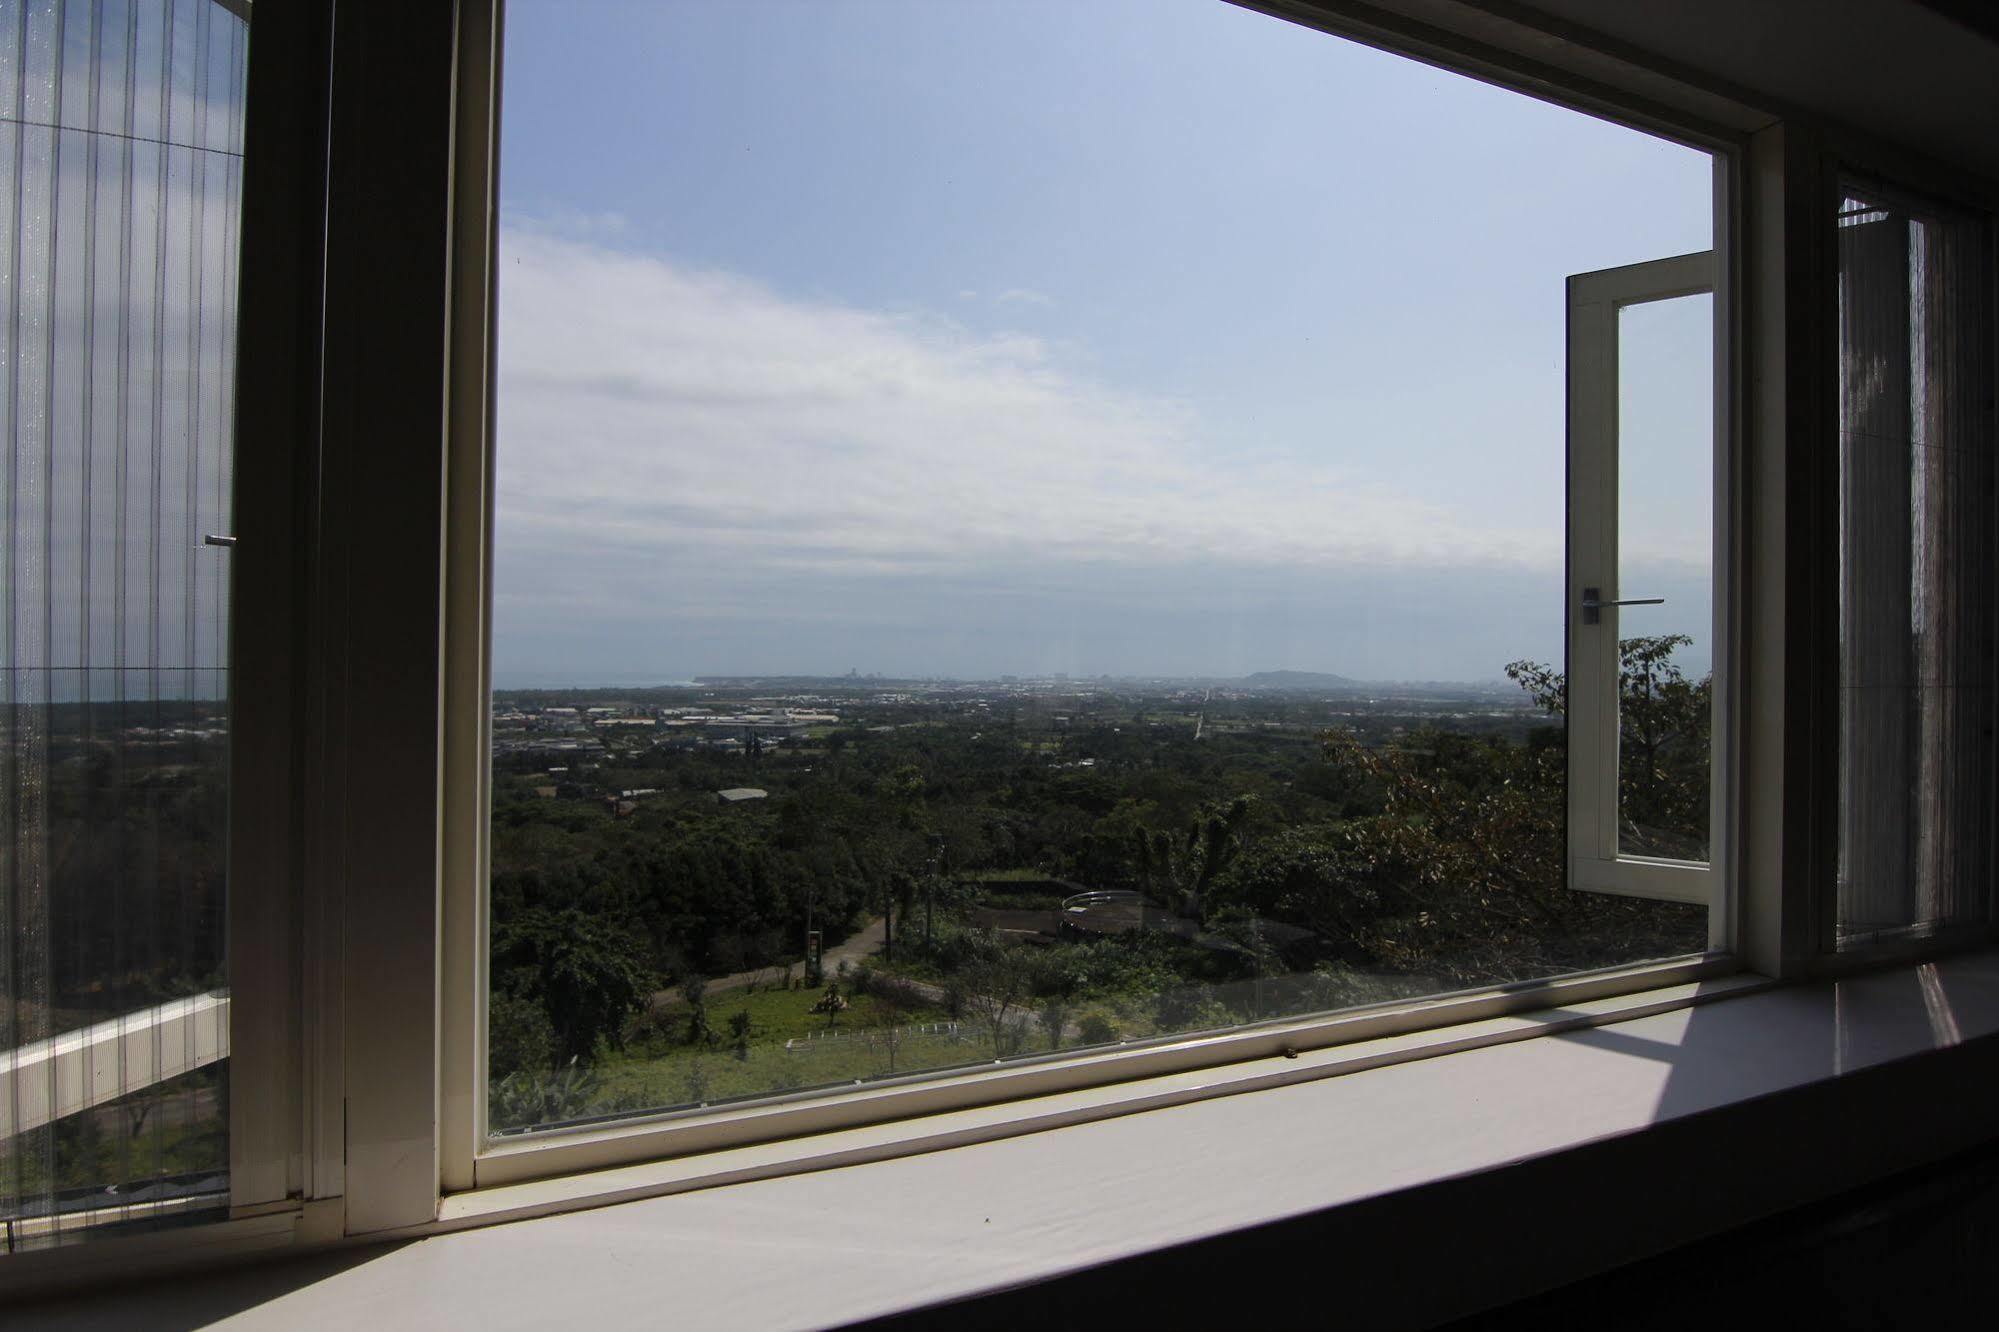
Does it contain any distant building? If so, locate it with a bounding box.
[716,788,769,805]
[659,708,830,743]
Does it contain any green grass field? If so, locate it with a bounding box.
[598,983,983,1108]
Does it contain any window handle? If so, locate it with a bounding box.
[1581,586,1663,625]
[203,533,237,548]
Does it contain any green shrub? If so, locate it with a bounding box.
[1076,1011,1118,1046]
[491,1057,603,1130]
[489,990,555,1080]
[1153,984,1236,1035]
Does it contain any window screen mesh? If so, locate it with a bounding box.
[1836,185,1997,947]
[2,0,245,1249]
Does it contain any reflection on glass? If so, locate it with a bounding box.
[2,0,245,1247]
[486,0,1713,1132]
[1614,294,1713,862]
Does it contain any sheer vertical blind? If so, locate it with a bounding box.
[1,0,245,1250]
[1836,184,1998,946]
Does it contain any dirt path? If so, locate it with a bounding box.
[817,916,888,978]
[654,916,888,1006]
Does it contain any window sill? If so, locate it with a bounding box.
[20,950,1999,1327]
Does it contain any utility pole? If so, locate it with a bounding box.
[805,880,818,986]
[925,833,944,949]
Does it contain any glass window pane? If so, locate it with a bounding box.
[3,0,245,1249]
[1615,294,1713,862]
[487,0,1713,1133]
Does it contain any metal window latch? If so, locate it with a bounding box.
[1581,586,1663,625]
[203,534,237,548]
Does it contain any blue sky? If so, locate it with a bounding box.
[491,0,1713,686]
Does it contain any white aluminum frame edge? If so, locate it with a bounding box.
[439,0,503,1197]
[1709,148,1745,957]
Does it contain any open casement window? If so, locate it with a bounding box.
[1565,251,1719,905]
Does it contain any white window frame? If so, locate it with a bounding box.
[427,0,1758,1203]
[1565,249,1722,906]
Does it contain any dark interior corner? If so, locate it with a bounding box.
[1452,1140,1999,1330]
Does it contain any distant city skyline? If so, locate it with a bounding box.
[493,0,1714,686]
[491,665,1553,693]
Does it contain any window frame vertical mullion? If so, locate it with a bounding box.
[440,0,505,1196]
[317,0,461,1236]
[226,0,335,1218]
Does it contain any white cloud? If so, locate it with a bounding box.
[995,287,1054,307]
[494,229,1562,611]
[512,207,631,240]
